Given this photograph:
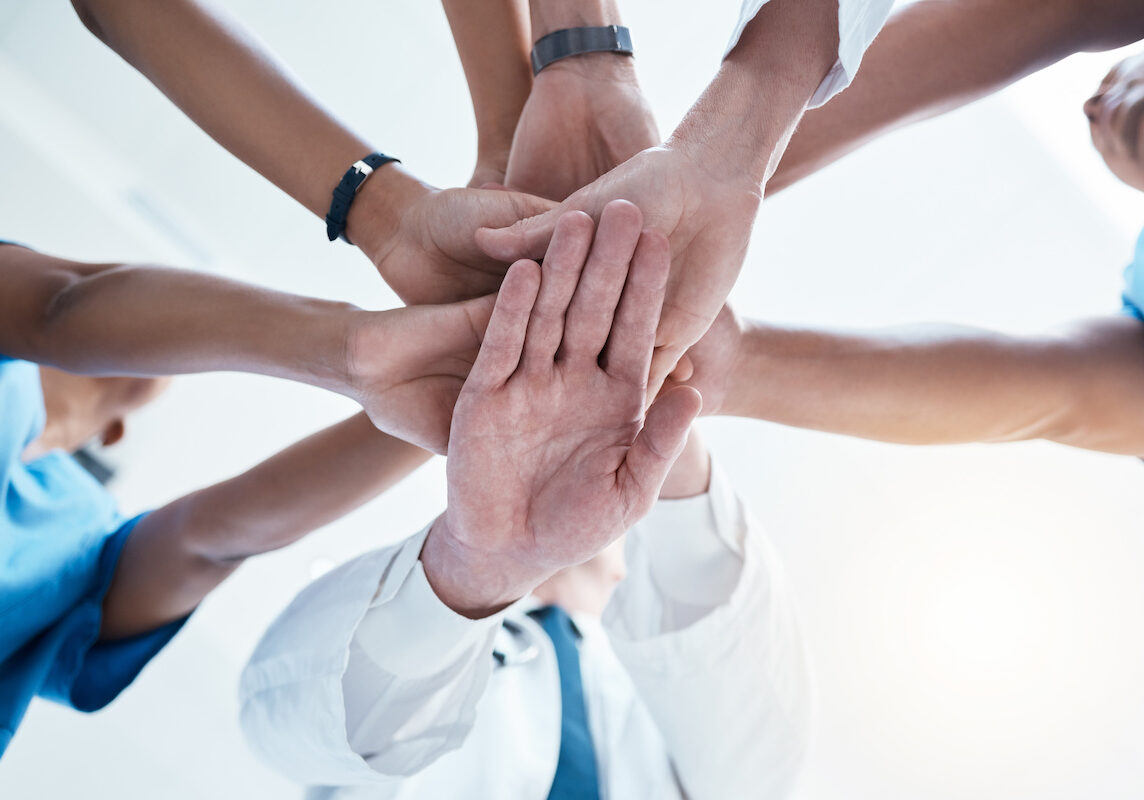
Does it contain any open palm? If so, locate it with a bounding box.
[422,201,702,617]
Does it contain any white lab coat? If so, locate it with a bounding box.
[240,465,810,799]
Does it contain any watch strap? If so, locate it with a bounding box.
[530,25,633,75]
[325,152,400,244]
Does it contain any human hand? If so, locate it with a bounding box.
[505,56,660,201]
[421,201,703,618]
[344,293,496,454]
[477,146,762,394]
[1085,50,1144,192]
[346,167,556,305]
[663,304,746,417]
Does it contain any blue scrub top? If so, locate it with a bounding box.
[0,354,184,757]
[1121,228,1144,320]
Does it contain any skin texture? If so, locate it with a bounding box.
[477,0,841,388]
[440,0,533,188]
[100,413,430,639]
[503,0,660,202]
[71,0,555,305]
[0,243,498,453]
[421,203,702,618]
[532,428,712,616]
[769,0,1144,194]
[672,306,1144,456]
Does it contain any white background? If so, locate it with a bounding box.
[2,0,1144,798]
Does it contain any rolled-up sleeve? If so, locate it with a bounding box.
[239,525,504,789]
[725,0,894,107]
[602,462,811,800]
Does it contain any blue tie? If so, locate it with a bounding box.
[528,605,601,800]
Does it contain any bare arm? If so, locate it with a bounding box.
[769,0,1144,193]
[441,0,533,187]
[70,0,555,304]
[0,244,354,390]
[0,243,498,452]
[687,308,1144,456]
[101,413,431,638]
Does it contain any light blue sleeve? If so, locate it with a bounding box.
[1120,228,1144,321]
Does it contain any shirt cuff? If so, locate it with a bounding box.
[354,555,505,678]
[604,461,759,648]
[637,461,744,614]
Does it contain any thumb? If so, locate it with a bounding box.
[621,386,703,515]
[476,202,563,264]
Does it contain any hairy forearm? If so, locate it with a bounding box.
[102,414,430,638]
[769,0,1144,193]
[443,0,533,178]
[725,316,1144,455]
[670,0,839,187]
[22,260,356,392]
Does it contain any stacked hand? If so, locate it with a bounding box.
[504,56,660,201]
[420,201,702,617]
[478,145,762,391]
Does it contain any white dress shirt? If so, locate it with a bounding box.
[239,463,810,799]
[727,0,894,107]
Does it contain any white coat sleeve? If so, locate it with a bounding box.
[238,525,505,789]
[726,0,895,108]
[602,462,811,800]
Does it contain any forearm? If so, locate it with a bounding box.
[770,0,1144,193]
[102,414,430,638]
[670,0,839,187]
[725,316,1144,455]
[71,0,424,251]
[8,253,355,393]
[442,0,533,180]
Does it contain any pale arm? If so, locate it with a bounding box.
[769,0,1144,193]
[101,414,431,639]
[707,313,1144,456]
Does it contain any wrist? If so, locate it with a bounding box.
[534,49,639,83]
[720,319,769,419]
[529,0,621,39]
[344,162,432,265]
[420,513,537,619]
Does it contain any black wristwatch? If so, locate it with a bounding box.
[530,25,633,75]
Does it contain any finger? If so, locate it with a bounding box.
[480,182,509,191]
[600,229,670,384]
[468,259,542,390]
[560,200,644,363]
[619,386,703,518]
[476,205,563,263]
[521,211,596,370]
[669,353,695,384]
[648,344,689,401]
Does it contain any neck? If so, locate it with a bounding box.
[532,553,624,617]
[23,369,81,461]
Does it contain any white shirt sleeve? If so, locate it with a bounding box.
[602,461,811,800]
[239,525,505,789]
[725,0,895,108]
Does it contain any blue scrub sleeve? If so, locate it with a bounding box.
[39,513,191,713]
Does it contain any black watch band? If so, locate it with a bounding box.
[530,25,633,75]
[325,152,400,244]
